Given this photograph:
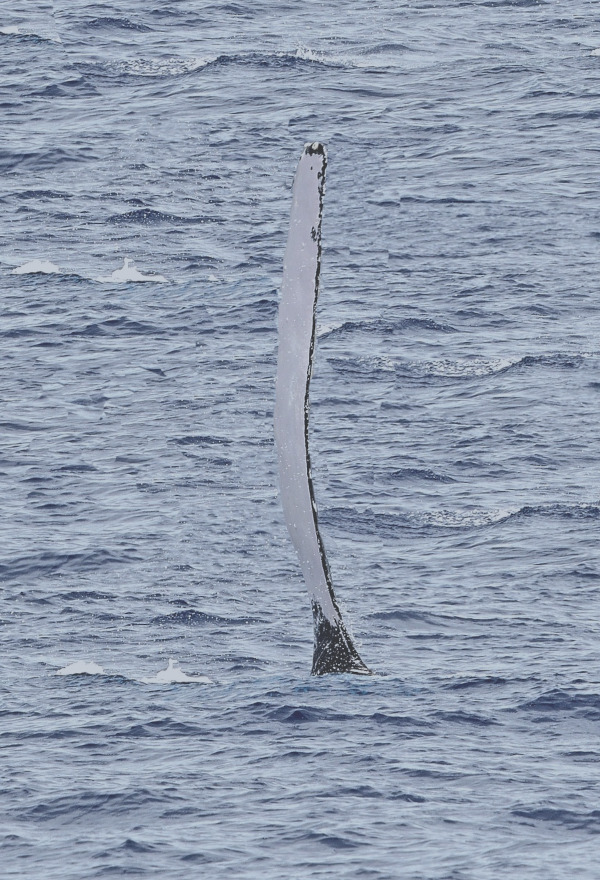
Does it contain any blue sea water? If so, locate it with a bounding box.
[2,1,600,877]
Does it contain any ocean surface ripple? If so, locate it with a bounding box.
[2,1,600,878]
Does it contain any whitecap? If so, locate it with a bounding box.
[96,258,167,284]
[144,658,212,685]
[55,660,105,676]
[11,259,61,275]
[591,49,600,57]
[317,320,345,337]
[294,45,327,64]
[0,26,21,35]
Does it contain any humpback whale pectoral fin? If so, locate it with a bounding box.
[275,142,372,676]
[311,602,372,676]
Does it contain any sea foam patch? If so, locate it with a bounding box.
[143,658,212,685]
[55,660,105,676]
[54,658,212,683]
[96,258,168,284]
[11,259,61,275]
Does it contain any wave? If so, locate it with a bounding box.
[362,42,413,56]
[327,351,592,382]
[85,16,153,32]
[0,24,61,44]
[151,609,261,626]
[482,0,548,6]
[56,589,114,600]
[376,195,476,208]
[433,710,498,727]
[20,789,168,822]
[444,675,509,690]
[226,655,270,672]
[0,420,47,432]
[378,467,456,484]
[116,720,207,740]
[69,317,163,337]
[75,47,347,82]
[0,147,89,173]
[268,705,353,723]
[266,705,432,734]
[0,548,138,583]
[322,501,600,537]
[511,806,600,831]
[12,188,72,200]
[169,435,232,447]
[75,56,216,80]
[500,352,590,375]
[318,785,425,803]
[519,689,600,719]
[507,502,600,524]
[293,831,361,851]
[322,505,509,536]
[108,208,221,226]
[318,316,456,339]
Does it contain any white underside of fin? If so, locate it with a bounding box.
[274,144,339,625]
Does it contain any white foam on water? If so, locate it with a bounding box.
[55,660,105,676]
[0,26,21,35]
[317,320,345,337]
[96,258,168,284]
[294,45,327,64]
[591,48,600,56]
[143,658,212,685]
[54,658,211,683]
[293,44,377,70]
[293,42,419,72]
[11,259,61,275]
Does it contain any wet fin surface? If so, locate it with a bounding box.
[274,142,371,676]
[311,602,371,676]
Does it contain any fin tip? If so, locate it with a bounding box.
[304,141,326,157]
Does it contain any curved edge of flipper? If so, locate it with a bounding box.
[311,601,372,676]
[276,141,372,676]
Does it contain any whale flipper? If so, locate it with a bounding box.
[274,143,371,676]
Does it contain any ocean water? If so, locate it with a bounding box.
[2,1,600,877]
